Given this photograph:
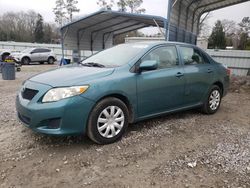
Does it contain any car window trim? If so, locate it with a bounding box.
[178,45,207,66]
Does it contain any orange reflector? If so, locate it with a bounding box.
[79,87,88,93]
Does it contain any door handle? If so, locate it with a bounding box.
[207,69,213,73]
[176,72,184,78]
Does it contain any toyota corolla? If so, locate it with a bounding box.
[16,42,230,144]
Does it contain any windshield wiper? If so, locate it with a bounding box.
[80,62,105,68]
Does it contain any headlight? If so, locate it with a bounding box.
[42,86,89,103]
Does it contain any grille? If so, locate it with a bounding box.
[22,88,38,100]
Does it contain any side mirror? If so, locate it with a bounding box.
[139,60,158,72]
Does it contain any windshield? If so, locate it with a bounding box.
[81,44,149,67]
[22,48,33,53]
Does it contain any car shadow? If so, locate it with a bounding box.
[29,109,200,149]
[126,109,200,133]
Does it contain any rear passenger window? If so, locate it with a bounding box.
[40,49,51,53]
[142,46,179,69]
[179,46,205,65]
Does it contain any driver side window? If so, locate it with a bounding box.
[141,46,179,69]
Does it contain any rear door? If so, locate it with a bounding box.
[136,45,186,118]
[29,49,41,62]
[178,45,214,106]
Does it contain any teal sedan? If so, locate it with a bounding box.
[16,42,230,144]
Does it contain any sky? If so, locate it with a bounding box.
[0,0,250,34]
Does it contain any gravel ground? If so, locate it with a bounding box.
[0,65,250,188]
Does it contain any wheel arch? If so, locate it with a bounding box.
[21,56,31,62]
[48,56,55,60]
[212,81,224,96]
[95,93,135,123]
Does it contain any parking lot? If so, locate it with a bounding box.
[0,65,250,187]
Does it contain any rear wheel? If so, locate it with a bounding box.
[202,85,222,114]
[21,57,30,65]
[87,97,129,144]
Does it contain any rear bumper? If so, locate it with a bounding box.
[16,81,95,135]
[223,75,230,97]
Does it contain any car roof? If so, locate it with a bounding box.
[126,41,197,48]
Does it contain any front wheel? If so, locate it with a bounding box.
[87,97,129,144]
[202,85,222,114]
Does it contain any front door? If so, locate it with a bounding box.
[136,45,186,118]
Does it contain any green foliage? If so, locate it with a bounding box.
[97,0,145,13]
[97,0,114,10]
[53,0,80,26]
[238,17,250,34]
[208,20,226,49]
[34,14,44,43]
[65,0,80,21]
[53,0,67,27]
[117,0,127,12]
[238,17,250,50]
[125,0,145,13]
[0,11,59,43]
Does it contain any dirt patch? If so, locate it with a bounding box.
[230,75,250,93]
[0,66,250,187]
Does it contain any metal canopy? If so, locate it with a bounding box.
[60,10,167,53]
[167,0,250,44]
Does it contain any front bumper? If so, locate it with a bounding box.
[16,80,95,135]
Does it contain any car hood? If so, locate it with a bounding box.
[29,64,115,87]
[11,52,22,57]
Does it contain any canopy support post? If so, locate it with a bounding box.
[166,0,172,41]
[61,27,69,60]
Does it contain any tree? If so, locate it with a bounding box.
[221,19,237,35]
[53,0,80,25]
[208,20,226,49]
[198,12,212,38]
[43,24,52,43]
[126,0,145,13]
[34,14,44,43]
[65,0,80,22]
[0,10,60,43]
[238,17,250,50]
[53,0,67,26]
[239,17,250,34]
[97,0,114,10]
[238,32,248,50]
[117,0,127,12]
[97,0,145,13]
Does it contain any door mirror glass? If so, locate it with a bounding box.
[139,60,158,71]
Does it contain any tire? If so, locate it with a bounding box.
[202,85,222,114]
[87,97,129,144]
[21,57,30,65]
[47,57,55,64]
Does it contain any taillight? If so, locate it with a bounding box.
[226,68,231,76]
